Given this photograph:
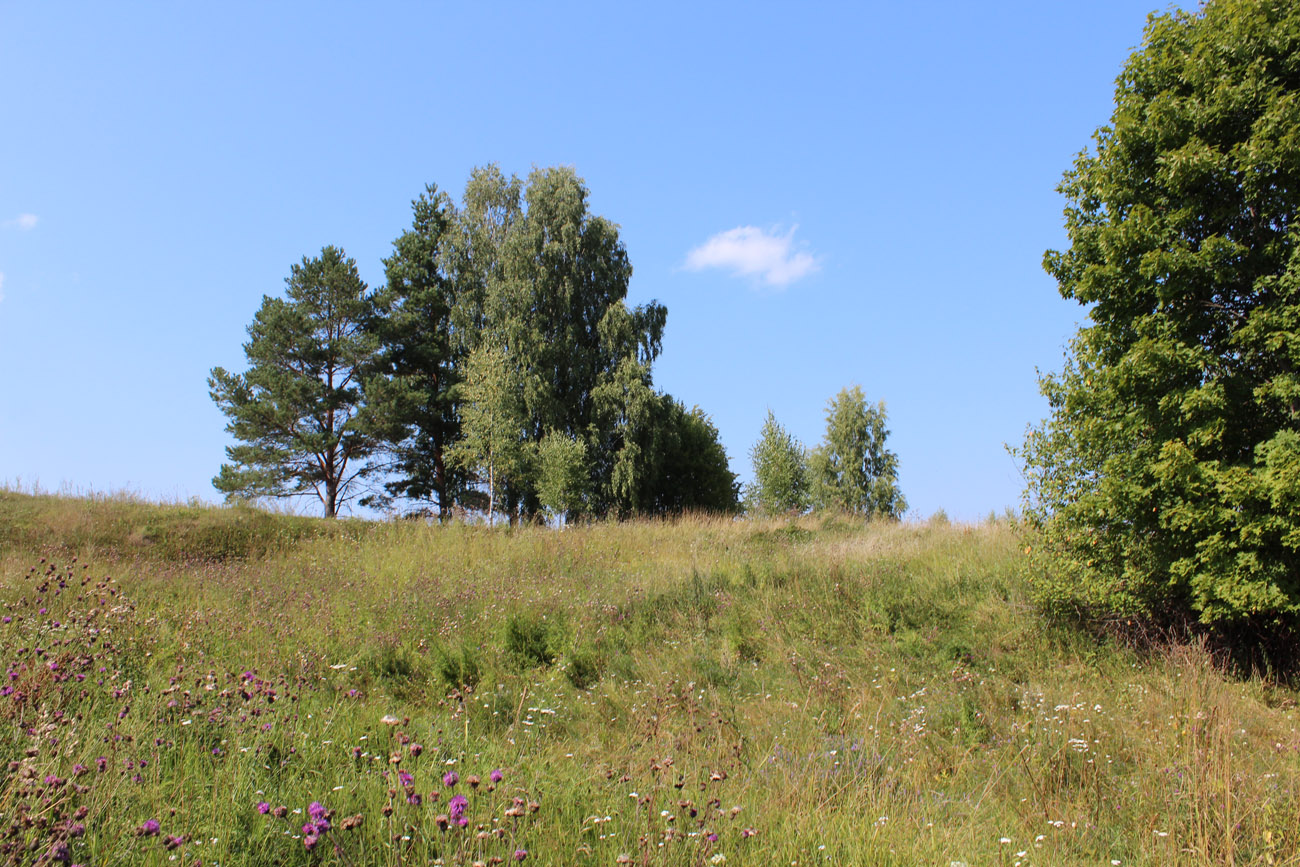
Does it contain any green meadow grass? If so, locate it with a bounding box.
[0,489,1297,866]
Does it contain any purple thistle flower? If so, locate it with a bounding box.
[407,791,422,806]
[514,849,528,861]
[137,819,160,837]
[256,802,270,814]
[448,794,468,826]
[443,770,459,788]
[409,743,423,757]
[490,768,504,783]
[307,801,327,822]
[398,770,414,788]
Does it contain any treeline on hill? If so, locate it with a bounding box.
[746,386,906,520]
[209,166,738,522]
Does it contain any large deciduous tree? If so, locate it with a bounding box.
[209,246,377,517]
[810,386,905,519]
[451,165,670,519]
[1020,0,1300,628]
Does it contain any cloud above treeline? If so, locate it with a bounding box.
[684,224,818,288]
[3,214,38,230]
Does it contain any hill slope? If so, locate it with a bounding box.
[0,492,1296,865]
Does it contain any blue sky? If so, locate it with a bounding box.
[0,1,1182,519]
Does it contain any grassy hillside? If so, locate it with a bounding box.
[0,492,1296,865]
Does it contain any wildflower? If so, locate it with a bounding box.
[490,768,504,783]
[448,794,469,827]
[272,806,288,818]
[407,792,423,806]
[165,835,187,851]
[467,774,481,788]
[256,802,270,814]
[710,856,726,865]
[443,770,459,787]
[308,801,327,822]
[95,756,107,772]
[513,849,528,861]
[410,743,423,757]
[137,819,161,837]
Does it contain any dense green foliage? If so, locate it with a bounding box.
[214,167,739,520]
[2,491,1297,866]
[1022,0,1300,627]
[809,385,906,518]
[747,410,809,514]
[209,246,378,518]
[749,388,905,518]
[364,184,470,518]
[446,344,528,525]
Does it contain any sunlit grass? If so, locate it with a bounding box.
[0,492,1296,865]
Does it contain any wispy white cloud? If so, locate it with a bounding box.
[3,214,38,230]
[684,224,819,288]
